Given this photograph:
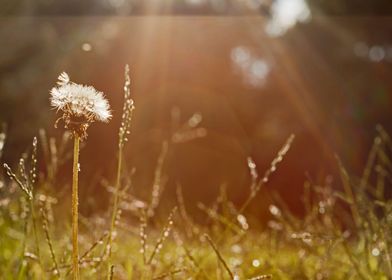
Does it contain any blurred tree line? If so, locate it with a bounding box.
[1,0,392,16]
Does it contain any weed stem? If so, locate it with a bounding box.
[72,135,80,280]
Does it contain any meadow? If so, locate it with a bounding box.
[0,66,391,280]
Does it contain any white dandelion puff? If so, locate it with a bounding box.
[50,72,111,138]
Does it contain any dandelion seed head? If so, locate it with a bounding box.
[50,72,111,138]
[50,83,111,122]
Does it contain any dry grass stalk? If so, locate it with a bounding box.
[198,203,243,235]
[3,137,41,261]
[107,64,135,278]
[248,275,272,280]
[39,199,60,277]
[81,231,109,262]
[0,123,6,160]
[204,233,234,279]
[147,207,177,265]
[176,184,198,238]
[240,134,295,214]
[147,141,169,218]
[3,163,32,199]
[152,268,186,279]
[183,246,212,280]
[139,209,148,264]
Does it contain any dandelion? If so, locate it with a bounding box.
[50,72,111,139]
[50,72,111,280]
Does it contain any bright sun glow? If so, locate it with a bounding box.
[266,0,311,37]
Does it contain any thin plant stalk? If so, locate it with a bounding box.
[40,202,60,278]
[204,234,234,279]
[106,64,134,278]
[29,137,41,262]
[29,198,41,262]
[106,144,123,278]
[72,135,80,280]
[239,134,295,215]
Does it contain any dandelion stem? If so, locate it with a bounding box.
[72,135,80,280]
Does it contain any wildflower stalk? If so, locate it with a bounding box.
[106,144,123,278]
[40,200,60,278]
[146,207,177,265]
[204,234,234,279]
[72,135,80,279]
[3,137,41,263]
[29,198,41,262]
[239,134,295,215]
[29,137,41,262]
[336,156,361,229]
[106,64,134,279]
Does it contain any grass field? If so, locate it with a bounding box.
[0,68,391,280]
